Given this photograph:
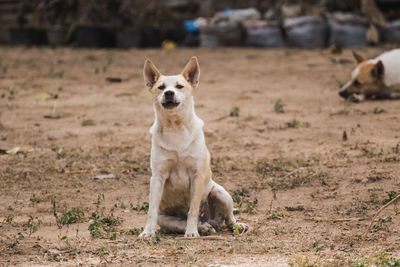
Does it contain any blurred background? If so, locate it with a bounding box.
[0,0,400,49]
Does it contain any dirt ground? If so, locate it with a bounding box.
[1,46,400,266]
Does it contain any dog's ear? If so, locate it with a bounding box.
[352,51,365,64]
[371,60,384,80]
[181,57,200,87]
[143,59,161,88]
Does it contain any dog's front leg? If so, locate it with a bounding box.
[139,174,166,239]
[185,173,205,238]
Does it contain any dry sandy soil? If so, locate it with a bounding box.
[0,46,400,266]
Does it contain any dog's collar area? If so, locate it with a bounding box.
[162,102,180,109]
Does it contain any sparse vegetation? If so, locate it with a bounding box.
[1,47,400,266]
[229,107,240,117]
[88,212,123,239]
[232,187,258,214]
[59,209,85,225]
[131,202,149,212]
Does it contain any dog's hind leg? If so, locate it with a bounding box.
[209,184,248,234]
[158,215,186,234]
[158,215,216,235]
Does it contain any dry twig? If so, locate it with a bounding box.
[305,217,365,223]
[368,194,400,231]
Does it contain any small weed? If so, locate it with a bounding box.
[123,227,143,236]
[370,193,378,203]
[229,107,240,117]
[383,156,400,162]
[274,99,285,113]
[233,224,241,236]
[291,255,317,267]
[26,216,41,236]
[95,246,110,256]
[266,212,286,220]
[232,188,250,202]
[353,253,400,267]
[362,147,383,158]
[29,193,55,205]
[114,199,129,210]
[373,107,386,114]
[88,220,102,238]
[88,212,123,239]
[383,191,398,205]
[4,215,13,224]
[285,205,305,212]
[59,209,85,225]
[256,158,328,190]
[232,188,257,213]
[131,202,149,212]
[286,119,300,128]
[392,144,399,154]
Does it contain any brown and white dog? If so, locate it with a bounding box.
[139,57,248,239]
[339,49,400,102]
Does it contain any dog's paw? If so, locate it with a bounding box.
[348,93,364,103]
[184,229,200,238]
[232,222,249,235]
[198,222,216,236]
[138,230,156,240]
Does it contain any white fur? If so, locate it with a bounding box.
[371,49,400,88]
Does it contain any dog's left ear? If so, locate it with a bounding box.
[371,60,384,80]
[181,57,200,87]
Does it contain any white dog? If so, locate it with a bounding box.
[139,57,248,239]
[339,49,400,102]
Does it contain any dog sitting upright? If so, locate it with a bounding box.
[339,49,400,102]
[139,57,248,239]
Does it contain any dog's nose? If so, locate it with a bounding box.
[164,90,175,100]
[339,90,348,98]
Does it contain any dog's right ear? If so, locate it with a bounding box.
[143,59,161,88]
[352,51,365,64]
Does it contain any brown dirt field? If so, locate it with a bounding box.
[1,46,400,266]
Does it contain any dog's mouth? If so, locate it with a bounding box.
[162,101,180,109]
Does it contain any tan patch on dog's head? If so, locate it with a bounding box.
[339,52,385,99]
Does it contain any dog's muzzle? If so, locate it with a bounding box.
[162,90,180,109]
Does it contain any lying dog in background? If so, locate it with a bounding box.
[139,57,248,239]
[339,49,400,102]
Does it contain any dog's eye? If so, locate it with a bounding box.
[176,84,184,89]
[158,85,165,90]
[353,80,361,87]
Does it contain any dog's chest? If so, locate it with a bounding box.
[158,128,194,152]
[159,158,195,214]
